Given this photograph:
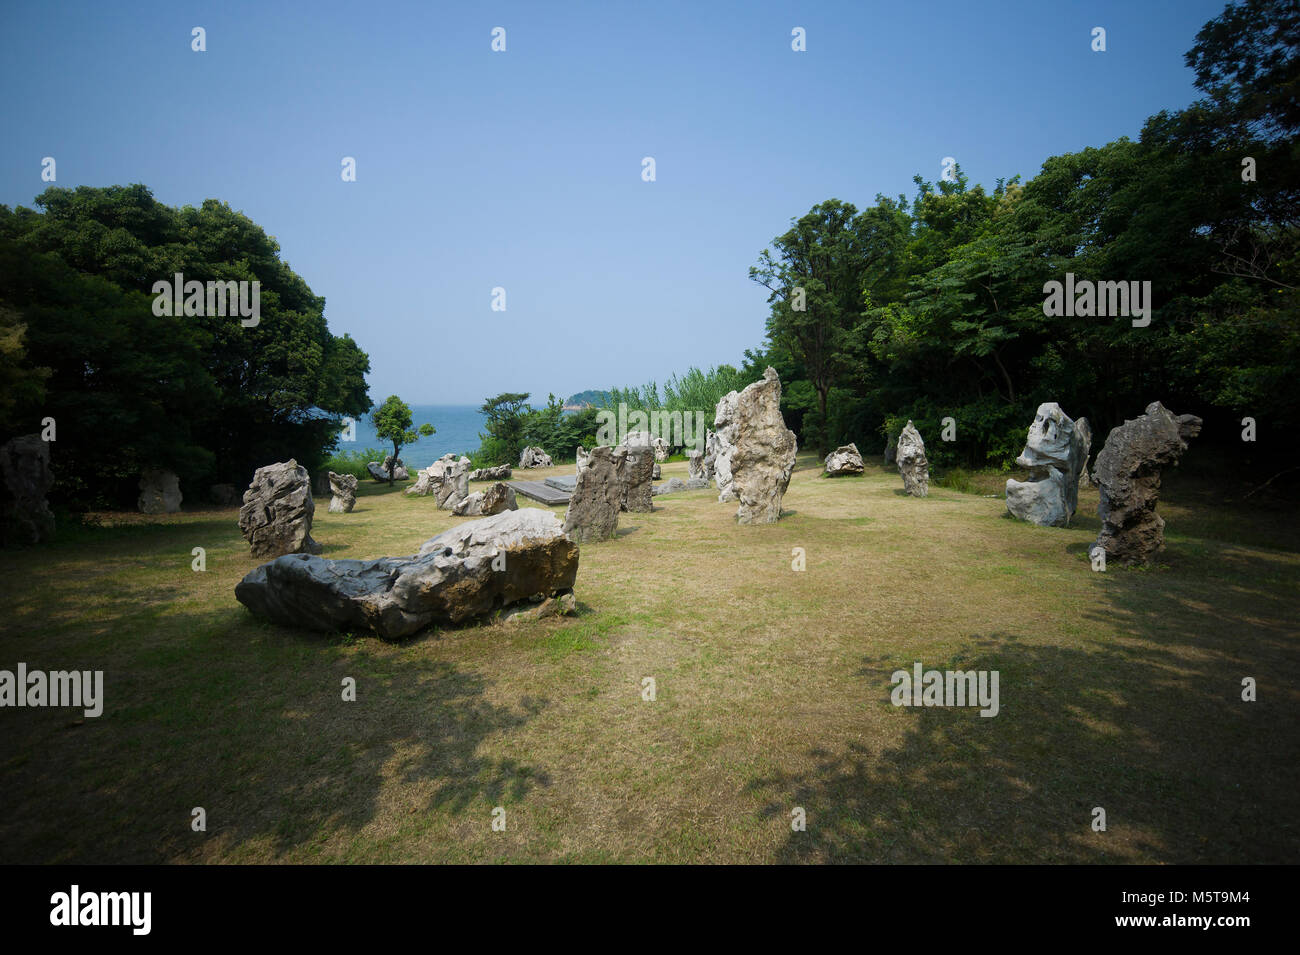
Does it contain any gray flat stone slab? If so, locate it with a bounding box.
[509,480,571,505]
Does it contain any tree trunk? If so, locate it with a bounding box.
[817,384,830,457]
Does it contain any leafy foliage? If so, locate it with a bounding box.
[0,185,371,509]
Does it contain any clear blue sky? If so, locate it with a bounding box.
[0,0,1228,405]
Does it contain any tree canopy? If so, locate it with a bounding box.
[0,184,372,508]
[744,0,1298,469]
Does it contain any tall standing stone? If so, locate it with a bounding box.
[238,459,322,560]
[328,471,358,513]
[614,445,654,512]
[702,430,720,482]
[1005,403,1090,527]
[896,421,930,497]
[712,393,739,502]
[1092,402,1202,566]
[138,469,182,514]
[686,449,706,480]
[728,367,798,524]
[562,446,621,543]
[0,434,54,545]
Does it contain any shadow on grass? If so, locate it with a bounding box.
[746,538,1300,863]
[0,602,551,863]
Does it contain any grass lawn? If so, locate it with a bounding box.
[1,454,1296,863]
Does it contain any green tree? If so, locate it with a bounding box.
[371,396,434,486]
[0,184,373,503]
[480,392,532,462]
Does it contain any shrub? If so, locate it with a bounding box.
[322,447,386,480]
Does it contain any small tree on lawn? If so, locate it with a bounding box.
[372,395,434,486]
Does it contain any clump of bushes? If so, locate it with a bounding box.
[322,447,386,480]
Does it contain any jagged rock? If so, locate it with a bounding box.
[726,368,798,524]
[470,464,512,481]
[1005,403,1091,527]
[703,430,720,482]
[575,445,591,474]
[824,444,864,477]
[1092,402,1202,566]
[138,469,182,514]
[238,460,322,560]
[519,446,553,469]
[562,446,621,543]
[621,430,670,462]
[619,432,658,486]
[234,509,579,638]
[686,449,705,480]
[896,422,929,497]
[362,456,406,482]
[0,434,54,545]
[711,395,739,502]
[614,445,654,513]
[407,454,470,509]
[210,483,238,506]
[1077,418,1094,487]
[652,477,711,496]
[328,471,358,514]
[653,477,686,496]
[452,482,518,516]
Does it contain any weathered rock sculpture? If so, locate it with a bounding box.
[725,367,798,524]
[896,422,929,497]
[0,434,54,545]
[328,471,358,513]
[452,481,518,516]
[238,460,322,559]
[407,454,470,510]
[1092,402,1202,565]
[562,446,622,543]
[824,444,865,477]
[702,431,720,482]
[138,469,182,514]
[711,395,739,502]
[686,449,705,480]
[1004,403,1091,527]
[519,446,553,469]
[234,509,579,638]
[470,464,512,481]
[1077,418,1094,487]
[614,446,654,513]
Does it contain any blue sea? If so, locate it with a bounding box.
[342,405,486,471]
